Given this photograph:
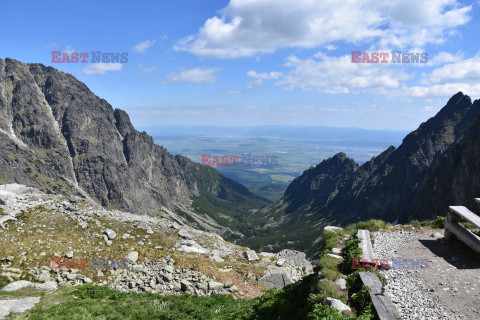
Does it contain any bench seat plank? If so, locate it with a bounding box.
[449,206,480,228]
[359,272,402,320]
[357,229,375,261]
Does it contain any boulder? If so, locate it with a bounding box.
[258,273,294,290]
[126,251,139,263]
[34,281,58,291]
[334,278,347,290]
[332,248,342,254]
[37,273,51,282]
[103,228,117,240]
[324,226,344,232]
[243,250,259,261]
[65,251,73,259]
[1,280,34,292]
[208,281,224,291]
[178,229,194,240]
[0,296,41,318]
[0,197,6,205]
[323,297,351,313]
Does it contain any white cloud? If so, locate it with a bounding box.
[176,0,471,58]
[166,67,221,84]
[247,70,283,80]
[246,70,283,88]
[426,57,480,84]
[408,83,480,98]
[279,53,410,94]
[404,57,480,97]
[82,63,124,75]
[134,39,156,53]
[427,51,464,66]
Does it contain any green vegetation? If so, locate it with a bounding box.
[17,276,376,320]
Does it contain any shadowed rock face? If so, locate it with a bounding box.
[0,58,266,233]
[282,92,480,224]
[414,99,480,218]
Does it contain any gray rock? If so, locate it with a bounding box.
[0,297,41,319]
[69,195,82,203]
[332,248,342,254]
[126,251,139,263]
[276,258,286,267]
[208,281,224,291]
[1,280,34,292]
[34,281,58,291]
[178,229,194,240]
[103,228,117,240]
[37,273,51,282]
[243,250,259,261]
[258,273,294,290]
[323,297,351,313]
[324,226,344,232]
[65,251,73,259]
[334,278,347,290]
[122,233,130,239]
[0,197,5,205]
[6,256,14,262]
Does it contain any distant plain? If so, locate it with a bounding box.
[144,125,407,201]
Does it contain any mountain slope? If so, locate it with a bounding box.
[245,93,480,255]
[0,58,267,236]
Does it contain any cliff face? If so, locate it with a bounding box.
[0,58,266,234]
[414,99,480,218]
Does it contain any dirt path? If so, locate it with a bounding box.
[400,229,480,319]
[372,228,480,319]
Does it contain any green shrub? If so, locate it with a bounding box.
[307,304,344,320]
[411,220,421,228]
[345,220,390,234]
[339,237,362,274]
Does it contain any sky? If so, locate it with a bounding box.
[1,0,479,130]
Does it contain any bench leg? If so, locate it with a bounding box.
[444,229,456,241]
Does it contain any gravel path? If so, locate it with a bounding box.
[372,229,480,320]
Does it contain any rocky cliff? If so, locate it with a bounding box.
[0,58,267,236]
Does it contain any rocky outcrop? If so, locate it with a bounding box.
[0,183,312,298]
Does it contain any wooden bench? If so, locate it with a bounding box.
[357,229,374,261]
[356,230,401,320]
[359,272,402,320]
[445,205,480,253]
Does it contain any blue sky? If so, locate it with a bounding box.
[1,0,479,130]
